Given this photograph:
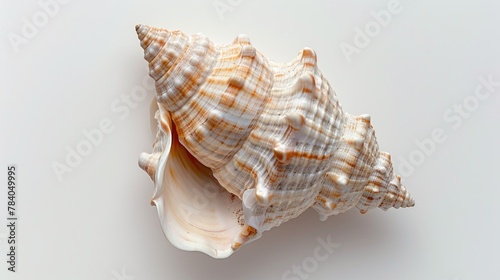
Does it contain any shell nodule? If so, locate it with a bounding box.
[135,24,415,258]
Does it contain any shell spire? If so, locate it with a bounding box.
[135,25,415,258]
[136,24,172,63]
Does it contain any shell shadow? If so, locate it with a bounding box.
[164,208,411,280]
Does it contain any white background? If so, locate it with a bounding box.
[1,0,499,279]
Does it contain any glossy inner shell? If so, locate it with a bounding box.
[148,105,259,258]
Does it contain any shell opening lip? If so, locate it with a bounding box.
[146,104,258,258]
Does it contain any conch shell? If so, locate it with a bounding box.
[135,24,415,258]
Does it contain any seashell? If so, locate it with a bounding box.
[135,24,415,258]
